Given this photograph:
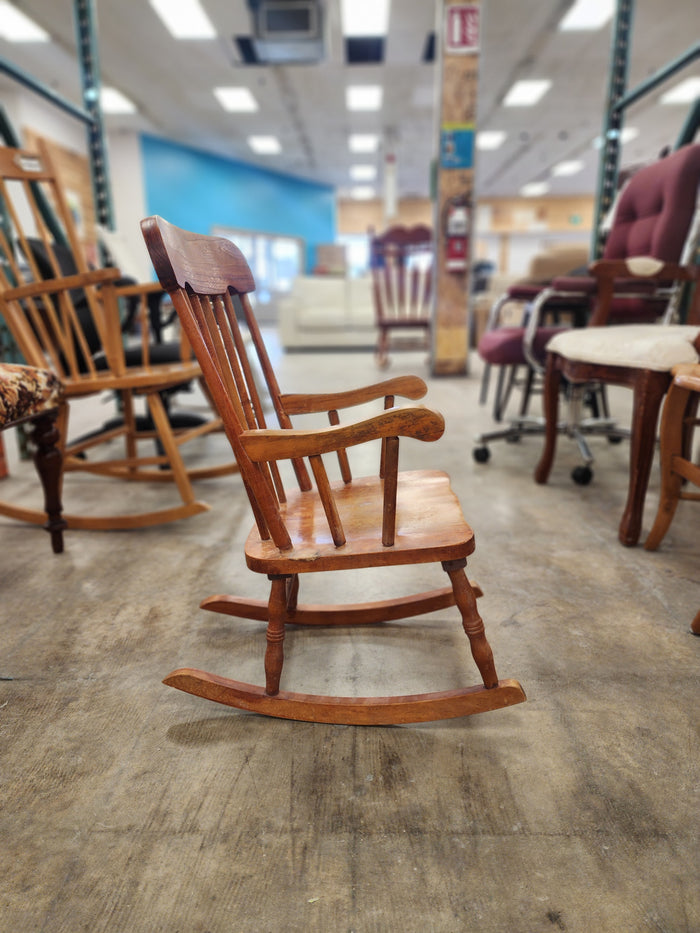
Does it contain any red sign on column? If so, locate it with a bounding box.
[445,4,480,54]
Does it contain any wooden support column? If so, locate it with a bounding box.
[432,1,480,375]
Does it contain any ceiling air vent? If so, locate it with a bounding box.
[249,0,324,64]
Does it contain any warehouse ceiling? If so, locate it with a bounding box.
[1,0,698,201]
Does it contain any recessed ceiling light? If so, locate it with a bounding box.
[520,181,550,197]
[350,165,377,181]
[346,86,383,111]
[350,186,376,200]
[552,159,584,176]
[559,0,614,31]
[476,131,506,150]
[503,80,552,107]
[100,87,137,115]
[660,77,700,105]
[248,136,281,155]
[340,0,390,36]
[149,0,216,39]
[349,134,380,153]
[0,2,49,41]
[214,87,258,112]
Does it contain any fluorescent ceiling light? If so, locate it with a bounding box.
[346,86,383,112]
[660,77,700,105]
[552,159,584,176]
[149,0,216,39]
[559,0,614,31]
[476,131,506,150]
[350,186,376,200]
[349,134,380,153]
[100,87,137,115]
[350,165,377,181]
[248,135,281,155]
[214,87,258,112]
[503,79,552,107]
[520,181,550,197]
[0,2,49,41]
[341,0,390,36]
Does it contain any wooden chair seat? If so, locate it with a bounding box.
[142,215,526,726]
[245,470,474,574]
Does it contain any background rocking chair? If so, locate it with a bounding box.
[0,143,235,531]
[142,215,526,725]
[370,224,433,369]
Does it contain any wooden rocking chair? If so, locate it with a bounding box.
[0,143,236,531]
[141,215,526,725]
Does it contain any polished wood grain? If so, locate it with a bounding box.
[142,215,525,724]
[0,142,236,531]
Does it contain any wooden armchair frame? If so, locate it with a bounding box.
[0,143,235,531]
[141,215,526,725]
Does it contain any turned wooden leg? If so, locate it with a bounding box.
[618,370,669,547]
[30,411,66,554]
[264,575,289,695]
[534,352,561,485]
[442,559,498,689]
[644,379,690,551]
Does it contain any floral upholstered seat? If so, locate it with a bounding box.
[0,363,64,426]
[0,363,66,552]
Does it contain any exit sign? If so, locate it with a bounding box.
[444,4,480,54]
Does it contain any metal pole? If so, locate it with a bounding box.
[591,0,634,259]
[73,0,114,229]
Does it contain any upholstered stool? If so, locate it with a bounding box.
[0,364,66,552]
[535,324,700,546]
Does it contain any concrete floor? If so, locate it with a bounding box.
[1,335,698,932]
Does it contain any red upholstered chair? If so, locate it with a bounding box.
[474,144,700,476]
[533,143,700,546]
[474,246,590,458]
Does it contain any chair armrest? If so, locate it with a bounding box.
[1,267,122,302]
[280,375,428,414]
[588,258,694,283]
[113,280,164,297]
[240,404,444,461]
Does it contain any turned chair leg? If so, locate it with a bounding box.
[442,559,498,688]
[30,412,66,554]
[264,575,289,695]
[691,610,700,636]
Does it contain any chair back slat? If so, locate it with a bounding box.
[143,216,305,548]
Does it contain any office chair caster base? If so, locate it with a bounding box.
[162,668,526,725]
[571,465,593,485]
[473,446,490,463]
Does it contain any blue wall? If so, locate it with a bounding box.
[140,133,336,272]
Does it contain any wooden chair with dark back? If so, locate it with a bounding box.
[0,143,235,532]
[141,215,526,725]
[370,224,433,368]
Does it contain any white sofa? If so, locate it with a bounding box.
[277,275,376,350]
